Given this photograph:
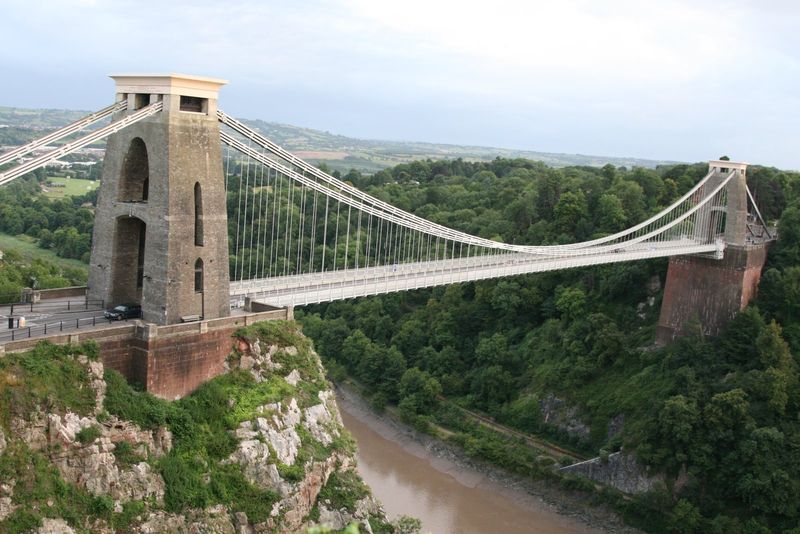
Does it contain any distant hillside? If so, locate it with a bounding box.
[0,106,680,173]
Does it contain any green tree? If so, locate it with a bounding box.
[736,427,799,517]
[596,193,627,233]
[656,395,700,474]
[555,285,586,321]
[553,190,588,235]
[611,180,646,224]
[669,499,702,533]
[470,365,514,410]
[398,367,442,415]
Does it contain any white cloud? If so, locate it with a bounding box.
[0,0,797,167]
[341,0,751,83]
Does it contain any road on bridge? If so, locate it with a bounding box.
[231,239,721,308]
[0,297,113,343]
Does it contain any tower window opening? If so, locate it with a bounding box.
[194,258,204,293]
[194,182,204,246]
[134,93,150,110]
[180,96,206,113]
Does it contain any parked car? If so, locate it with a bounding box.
[104,303,142,321]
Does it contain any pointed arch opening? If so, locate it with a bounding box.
[118,137,149,202]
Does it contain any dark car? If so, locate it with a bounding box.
[104,303,142,321]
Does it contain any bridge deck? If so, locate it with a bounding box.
[230,239,720,308]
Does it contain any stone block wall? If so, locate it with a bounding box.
[656,243,769,344]
[143,328,233,400]
[2,309,290,399]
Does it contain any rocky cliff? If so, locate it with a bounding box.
[559,452,664,494]
[0,320,407,533]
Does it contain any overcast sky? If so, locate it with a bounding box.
[1,0,798,169]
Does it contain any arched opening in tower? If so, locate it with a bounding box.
[110,216,147,305]
[118,137,149,202]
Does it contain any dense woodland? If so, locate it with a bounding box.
[2,155,800,531]
[296,159,800,533]
[0,174,96,262]
[0,250,86,302]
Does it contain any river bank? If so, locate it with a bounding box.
[335,382,642,534]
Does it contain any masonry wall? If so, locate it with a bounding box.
[23,286,88,302]
[2,309,290,399]
[142,328,232,399]
[656,244,769,344]
[88,103,230,326]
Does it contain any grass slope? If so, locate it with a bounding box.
[0,233,88,272]
[42,177,99,199]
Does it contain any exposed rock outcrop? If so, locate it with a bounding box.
[0,479,15,522]
[318,495,384,533]
[137,505,236,534]
[37,518,75,534]
[44,411,167,504]
[0,323,403,533]
[50,434,165,503]
[539,393,591,441]
[559,451,664,494]
[227,333,368,532]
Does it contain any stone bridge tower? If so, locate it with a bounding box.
[656,161,771,343]
[88,74,230,325]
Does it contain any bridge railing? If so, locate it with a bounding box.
[1,313,109,343]
[2,298,105,316]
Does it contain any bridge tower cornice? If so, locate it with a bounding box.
[110,73,227,117]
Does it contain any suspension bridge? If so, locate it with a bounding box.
[0,74,773,323]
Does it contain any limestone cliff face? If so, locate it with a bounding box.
[0,322,401,534]
[559,452,664,494]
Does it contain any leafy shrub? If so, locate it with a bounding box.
[208,463,279,524]
[0,342,97,427]
[393,516,422,534]
[103,370,174,430]
[159,454,210,511]
[113,440,145,467]
[110,501,146,530]
[318,470,369,513]
[370,391,387,412]
[75,425,101,444]
[559,475,596,492]
[277,462,304,482]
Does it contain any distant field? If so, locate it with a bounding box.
[2,105,683,176]
[293,150,350,160]
[0,233,88,272]
[42,176,99,198]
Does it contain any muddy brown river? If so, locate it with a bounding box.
[337,393,602,534]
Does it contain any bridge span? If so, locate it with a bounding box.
[0,73,778,397]
[0,73,774,336]
[231,240,722,308]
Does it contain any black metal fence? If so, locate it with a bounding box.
[1,313,111,342]
[4,298,104,315]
